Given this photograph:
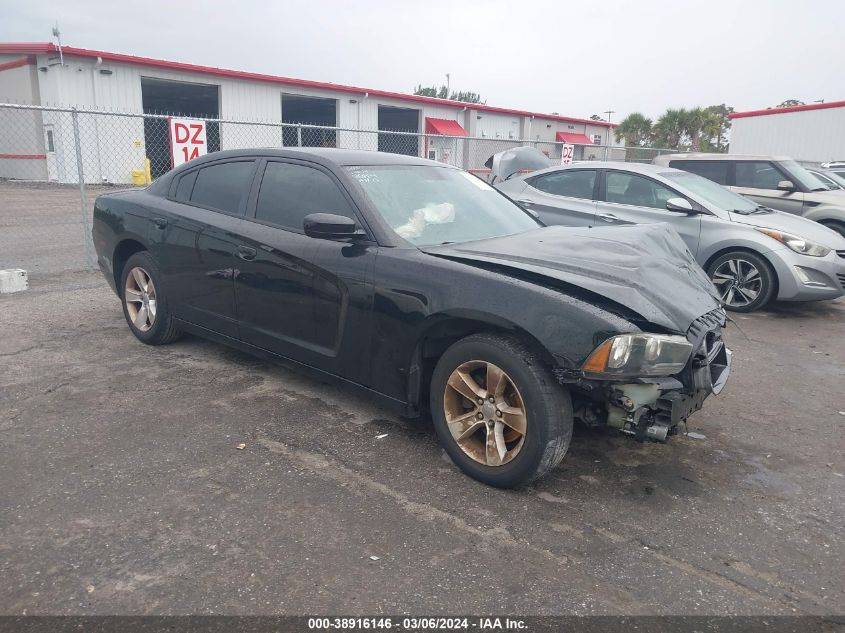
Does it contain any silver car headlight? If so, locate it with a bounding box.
[582,333,693,377]
[755,228,831,257]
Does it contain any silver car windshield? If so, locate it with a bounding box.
[348,165,540,246]
[781,159,829,192]
[663,171,757,212]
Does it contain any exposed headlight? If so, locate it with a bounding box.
[756,228,831,257]
[582,333,693,377]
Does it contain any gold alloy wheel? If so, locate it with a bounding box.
[124,266,157,332]
[443,360,527,466]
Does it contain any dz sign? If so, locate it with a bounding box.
[169,118,207,168]
[560,143,575,165]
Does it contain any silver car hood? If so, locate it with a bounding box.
[728,210,845,249]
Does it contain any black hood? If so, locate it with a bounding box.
[422,224,722,333]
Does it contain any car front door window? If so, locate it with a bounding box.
[606,172,676,210]
[254,161,357,230]
[735,162,786,190]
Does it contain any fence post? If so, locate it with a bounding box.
[71,108,95,271]
[296,124,302,147]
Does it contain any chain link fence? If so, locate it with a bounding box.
[0,103,679,274]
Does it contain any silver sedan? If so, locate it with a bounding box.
[493,150,845,312]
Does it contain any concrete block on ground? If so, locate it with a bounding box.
[0,269,29,294]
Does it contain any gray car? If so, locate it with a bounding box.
[493,149,845,312]
[653,153,845,237]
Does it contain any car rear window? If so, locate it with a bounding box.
[174,170,198,201]
[529,169,596,199]
[190,161,256,214]
[668,160,729,185]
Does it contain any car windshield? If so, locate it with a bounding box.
[809,171,842,190]
[662,170,758,212]
[781,159,830,191]
[347,165,540,246]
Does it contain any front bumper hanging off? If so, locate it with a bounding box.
[605,310,732,442]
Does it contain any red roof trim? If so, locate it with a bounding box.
[0,153,46,159]
[425,117,468,136]
[555,131,594,144]
[0,56,35,72]
[0,42,616,128]
[729,100,845,119]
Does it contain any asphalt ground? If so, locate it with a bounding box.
[1,271,843,616]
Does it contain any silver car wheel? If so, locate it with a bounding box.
[124,266,157,332]
[711,258,762,308]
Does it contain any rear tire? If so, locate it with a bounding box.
[430,333,573,488]
[706,250,776,312]
[120,251,182,345]
[820,220,845,238]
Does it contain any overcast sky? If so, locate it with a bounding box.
[2,0,843,121]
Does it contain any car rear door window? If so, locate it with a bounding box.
[735,161,785,190]
[529,170,596,199]
[668,160,729,185]
[254,161,356,231]
[174,170,198,201]
[190,161,256,214]
[606,172,676,210]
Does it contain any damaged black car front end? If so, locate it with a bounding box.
[423,222,733,445]
[561,308,731,442]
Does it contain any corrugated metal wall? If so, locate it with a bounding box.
[7,52,621,182]
[730,108,845,164]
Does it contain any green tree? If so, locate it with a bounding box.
[413,85,484,104]
[653,108,687,149]
[614,112,653,147]
[590,114,604,121]
[701,104,733,152]
[776,99,804,108]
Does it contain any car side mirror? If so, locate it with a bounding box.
[665,197,695,213]
[303,213,361,240]
[777,180,796,192]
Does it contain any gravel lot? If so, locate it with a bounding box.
[1,271,843,616]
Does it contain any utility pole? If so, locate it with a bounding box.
[446,73,451,99]
[603,110,615,159]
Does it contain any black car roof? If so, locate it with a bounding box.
[181,147,444,168]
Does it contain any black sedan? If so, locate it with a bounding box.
[92,148,731,488]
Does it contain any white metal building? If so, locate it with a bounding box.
[729,100,845,164]
[0,42,619,183]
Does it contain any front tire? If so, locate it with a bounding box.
[707,250,776,312]
[430,333,573,488]
[120,251,181,345]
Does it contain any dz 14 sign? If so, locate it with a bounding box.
[169,118,207,168]
[560,143,575,165]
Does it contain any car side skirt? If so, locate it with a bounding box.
[173,318,412,417]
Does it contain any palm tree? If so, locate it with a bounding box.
[682,107,712,152]
[614,113,653,147]
[653,108,687,149]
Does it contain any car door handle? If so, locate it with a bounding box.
[153,217,168,229]
[237,245,257,261]
[518,199,535,206]
[597,213,619,222]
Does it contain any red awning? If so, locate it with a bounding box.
[555,132,594,145]
[425,117,468,136]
